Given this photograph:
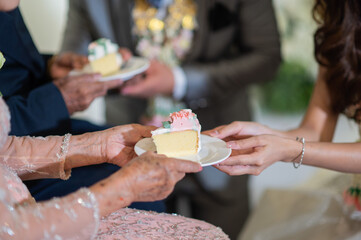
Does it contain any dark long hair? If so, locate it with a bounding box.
[313,0,361,113]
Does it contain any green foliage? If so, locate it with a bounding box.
[0,51,5,69]
[260,61,314,113]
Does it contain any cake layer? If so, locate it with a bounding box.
[90,53,120,76]
[152,130,199,157]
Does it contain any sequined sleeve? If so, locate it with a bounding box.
[0,166,99,240]
[96,208,229,239]
[0,135,71,180]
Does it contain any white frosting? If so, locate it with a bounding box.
[88,38,121,62]
[151,109,202,153]
[151,127,172,136]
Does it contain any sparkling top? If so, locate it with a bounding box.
[0,97,99,239]
[96,208,229,240]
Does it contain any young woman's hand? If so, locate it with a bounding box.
[204,121,275,141]
[213,135,302,176]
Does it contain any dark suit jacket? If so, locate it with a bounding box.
[0,8,70,136]
[62,0,281,130]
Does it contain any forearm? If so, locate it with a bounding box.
[270,127,322,142]
[288,141,361,173]
[65,132,105,170]
[0,132,109,180]
[89,170,133,217]
[0,135,70,180]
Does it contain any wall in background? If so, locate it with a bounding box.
[20,0,68,53]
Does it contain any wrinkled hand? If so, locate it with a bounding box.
[121,60,174,98]
[65,124,154,170]
[121,152,202,202]
[213,135,302,176]
[49,52,88,79]
[100,124,156,166]
[53,74,123,115]
[91,151,202,217]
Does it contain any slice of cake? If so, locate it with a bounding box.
[151,109,201,157]
[88,38,123,76]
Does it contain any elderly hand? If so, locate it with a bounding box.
[49,52,89,79]
[121,60,174,98]
[100,124,156,166]
[91,152,202,217]
[213,135,302,176]
[120,152,202,202]
[66,124,155,169]
[53,74,123,115]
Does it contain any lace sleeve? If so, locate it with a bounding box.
[0,166,99,240]
[0,135,71,180]
[0,97,10,148]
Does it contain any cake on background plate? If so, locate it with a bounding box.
[151,109,201,157]
[88,38,123,76]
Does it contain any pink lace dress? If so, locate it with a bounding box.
[0,97,229,240]
[0,97,99,239]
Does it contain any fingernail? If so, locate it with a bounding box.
[199,165,203,171]
[210,130,219,136]
[227,142,234,148]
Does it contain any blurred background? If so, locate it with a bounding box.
[20,0,359,235]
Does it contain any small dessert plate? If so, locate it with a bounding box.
[134,134,232,167]
[70,56,150,81]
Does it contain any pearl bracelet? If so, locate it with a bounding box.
[293,137,305,169]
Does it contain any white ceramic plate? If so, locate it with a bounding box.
[134,134,231,167]
[70,57,150,81]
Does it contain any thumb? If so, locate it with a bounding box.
[140,125,157,138]
[211,123,240,139]
[173,159,203,173]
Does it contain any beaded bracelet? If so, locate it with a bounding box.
[56,133,71,161]
[293,137,305,169]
